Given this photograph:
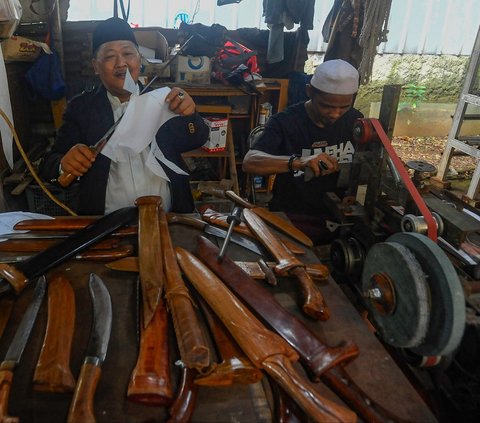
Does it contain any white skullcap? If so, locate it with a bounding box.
[310,59,359,95]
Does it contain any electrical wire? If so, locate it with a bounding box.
[0,106,77,216]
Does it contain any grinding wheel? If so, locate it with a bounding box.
[388,232,465,357]
[361,241,430,348]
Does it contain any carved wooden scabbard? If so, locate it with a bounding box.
[128,196,172,406]
[201,209,305,255]
[33,275,76,392]
[242,209,329,321]
[158,208,210,372]
[176,248,356,423]
[127,299,173,406]
[195,298,262,387]
[196,236,402,423]
[167,367,199,423]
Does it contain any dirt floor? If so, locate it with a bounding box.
[392,135,477,178]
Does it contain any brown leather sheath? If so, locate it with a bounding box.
[176,247,356,423]
[196,236,403,423]
[33,274,76,392]
[159,208,210,372]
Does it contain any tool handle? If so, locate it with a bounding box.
[224,190,253,209]
[167,367,199,423]
[67,362,101,423]
[77,245,134,261]
[166,214,207,230]
[0,265,28,295]
[0,370,18,423]
[127,301,173,406]
[263,354,356,423]
[290,267,330,321]
[33,275,76,393]
[57,172,77,188]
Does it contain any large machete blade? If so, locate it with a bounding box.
[0,206,138,296]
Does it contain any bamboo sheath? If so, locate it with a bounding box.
[158,208,210,372]
[194,298,263,387]
[242,209,330,321]
[167,367,199,423]
[176,248,356,423]
[127,196,173,406]
[33,275,76,392]
[201,209,306,255]
[196,236,403,423]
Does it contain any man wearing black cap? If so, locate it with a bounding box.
[242,59,363,244]
[42,17,209,215]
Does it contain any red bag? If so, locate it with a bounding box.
[212,40,259,82]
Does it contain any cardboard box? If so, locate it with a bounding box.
[134,30,170,77]
[172,55,211,85]
[1,36,50,62]
[202,117,228,152]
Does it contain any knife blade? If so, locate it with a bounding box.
[0,276,46,422]
[0,206,138,297]
[167,214,264,256]
[67,273,112,423]
[223,190,313,247]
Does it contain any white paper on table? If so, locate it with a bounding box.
[0,48,14,169]
[102,87,176,161]
[0,211,53,241]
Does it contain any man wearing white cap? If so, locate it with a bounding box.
[242,59,363,244]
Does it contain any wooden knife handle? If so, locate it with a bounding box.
[33,275,76,392]
[0,264,28,294]
[77,245,134,261]
[67,362,101,423]
[57,172,77,188]
[166,214,207,230]
[127,300,173,406]
[263,354,356,423]
[167,367,199,423]
[0,369,18,423]
[224,190,253,209]
[290,267,330,321]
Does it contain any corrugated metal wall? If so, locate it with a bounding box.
[67,0,479,56]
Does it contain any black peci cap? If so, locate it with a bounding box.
[92,17,138,55]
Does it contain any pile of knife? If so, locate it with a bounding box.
[0,194,403,422]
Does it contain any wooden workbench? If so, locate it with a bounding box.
[0,222,437,422]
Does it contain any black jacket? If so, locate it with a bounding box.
[41,85,209,215]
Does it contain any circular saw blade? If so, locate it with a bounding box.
[388,232,466,356]
[362,241,430,348]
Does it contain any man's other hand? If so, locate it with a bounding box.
[302,153,339,178]
[166,87,196,116]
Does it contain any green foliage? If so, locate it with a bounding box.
[401,83,427,109]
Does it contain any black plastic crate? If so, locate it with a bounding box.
[25,183,80,216]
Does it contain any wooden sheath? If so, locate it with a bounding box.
[224,190,313,247]
[135,196,164,329]
[195,298,262,387]
[201,209,305,255]
[159,208,210,372]
[33,275,76,392]
[176,248,356,423]
[196,236,402,423]
[0,237,120,253]
[242,209,330,321]
[127,299,173,406]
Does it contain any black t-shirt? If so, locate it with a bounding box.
[253,102,363,214]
